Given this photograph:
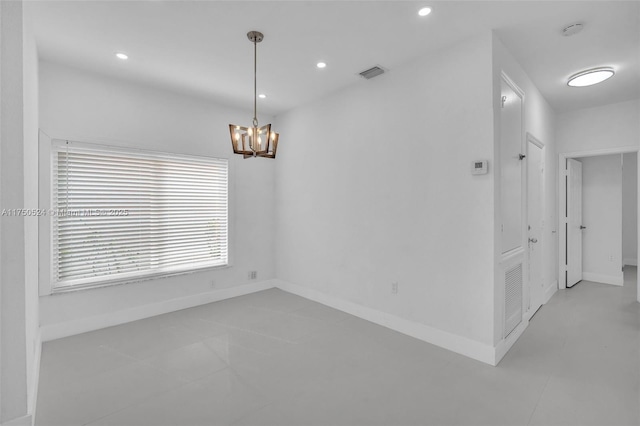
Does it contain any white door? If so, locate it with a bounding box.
[527,141,544,314]
[567,158,583,287]
[500,79,523,254]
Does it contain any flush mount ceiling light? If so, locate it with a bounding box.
[567,67,615,87]
[316,62,327,69]
[418,7,432,16]
[258,93,266,99]
[229,31,279,159]
[115,52,128,60]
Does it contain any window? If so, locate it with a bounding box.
[51,140,228,291]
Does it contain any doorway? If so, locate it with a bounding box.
[559,148,640,303]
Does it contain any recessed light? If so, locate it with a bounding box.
[115,52,128,60]
[258,94,266,99]
[316,62,327,69]
[567,67,615,87]
[418,7,432,17]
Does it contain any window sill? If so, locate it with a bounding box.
[48,263,232,295]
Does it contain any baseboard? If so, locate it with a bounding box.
[40,280,276,342]
[623,258,637,266]
[494,319,528,366]
[543,281,558,304]
[0,332,40,426]
[274,279,496,366]
[1,415,32,426]
[28,329,42,426]
[582,272,623,286]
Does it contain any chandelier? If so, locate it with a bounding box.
[229,31,279,159]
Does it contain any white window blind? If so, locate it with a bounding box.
[52,140,228,291]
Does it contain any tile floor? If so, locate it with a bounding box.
[36,269,640,426]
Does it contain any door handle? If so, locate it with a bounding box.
[580,225,587,230]
[529,238,538,243]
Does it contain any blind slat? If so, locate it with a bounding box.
[53,141,229,290]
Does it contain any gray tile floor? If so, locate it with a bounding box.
[36,268,640,426]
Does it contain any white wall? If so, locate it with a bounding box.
[0,0,28,422]
[492,34,557,345]
[622,153,637,266]
[38,61,276,332]
[557,99,640,154]
[22,0,39,416]
[581,155,623,285]
[275,34,496,353]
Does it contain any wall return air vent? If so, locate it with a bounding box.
[359,66,386,79]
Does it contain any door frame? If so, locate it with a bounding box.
[526,133,545,320]
[558,146,640,303]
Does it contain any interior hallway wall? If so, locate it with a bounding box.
[491,34,558,346]
[622,153,637,266]
[581,154,623,286]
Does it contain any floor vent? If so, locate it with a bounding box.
[359,66,385,79]
[504,263,523,338]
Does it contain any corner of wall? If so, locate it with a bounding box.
[275,279,496,366]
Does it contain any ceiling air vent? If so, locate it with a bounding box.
[359,66,385,80]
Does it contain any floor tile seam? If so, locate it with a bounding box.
[39,355,169,398]
[228,401,277,426]
[134,349,230,384]
[99,344,144,363]
[285,308,353,325]
[248,303,317,316]
[99,331,213,362]
[205,320,300,346]
[199,304,290,320]
[79,373,201,426]
[174,323,231,340]
[206,333,298,359]
[525,373,553,426]
[198,365,275,404]
[197,312,289,331]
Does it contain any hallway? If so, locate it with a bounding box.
[505,266,640,425]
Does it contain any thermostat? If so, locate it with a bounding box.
[471,160,488,175]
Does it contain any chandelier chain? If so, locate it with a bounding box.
[253,37,258,127]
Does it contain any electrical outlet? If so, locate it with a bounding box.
[609,255,614,262]
[248,271,257,280]
[391,282,398,294]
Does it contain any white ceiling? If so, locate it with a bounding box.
[28,1,640,116]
